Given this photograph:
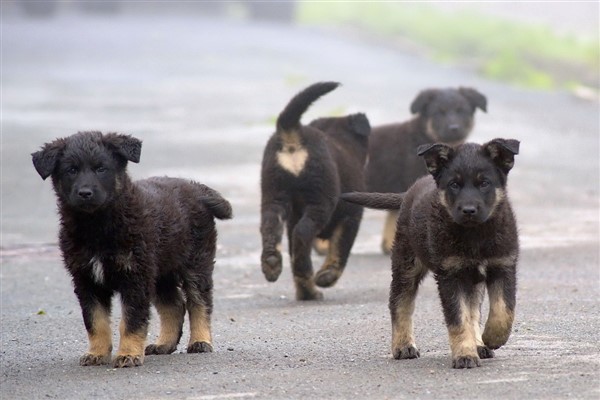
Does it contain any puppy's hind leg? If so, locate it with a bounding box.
[291,207,328,300]
[260,202,287,282]
[145,275,185,355]
[183,256,215,353]
[315,213,361,288]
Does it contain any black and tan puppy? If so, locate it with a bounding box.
[260,82,370,300]
[32,131,232,368]
[343,138,519,368]
[365,87,487,254]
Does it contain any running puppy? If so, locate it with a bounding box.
[260,82,370,300]
[365,87,487,254]
[32,131,232,368]
[343,138,519,368]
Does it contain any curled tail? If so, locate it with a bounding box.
[277,81,340,132]
[202,196,233,220]
[341,192,404,210]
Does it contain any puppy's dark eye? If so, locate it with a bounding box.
[96,166,107,174]
[480,180,491,189]
[449,182,460,191]
[67,167,78,175]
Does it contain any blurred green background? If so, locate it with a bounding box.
[297,2,599,93]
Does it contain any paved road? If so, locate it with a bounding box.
[1,9,599,400]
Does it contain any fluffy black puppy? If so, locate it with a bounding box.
[32,131,232,368]
[260,82,370,300]
[344,138,519,369]
[365,87,487,254]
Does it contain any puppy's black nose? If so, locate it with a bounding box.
[449,124,460,133]
[78,188,93,200]
[461,205,477,215]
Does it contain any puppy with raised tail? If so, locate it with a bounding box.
[32,131,232,368]
[260,82,370,300]
[343,138,519,368]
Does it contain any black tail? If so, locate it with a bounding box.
[341,192,404,210]
[201,196,233,220]
[276,81,340,132]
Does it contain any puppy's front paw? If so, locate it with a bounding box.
[112,354,144,368]
[261,252,282,282]
[482,328,511,350]
[187,341,213,353]
[145,343,177,355]
[393,345,420,360]
[79,353,111,366]
[452,355,480,369]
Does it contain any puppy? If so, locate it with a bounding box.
[260,82,370,300]
[365,87,487,254]
[343,138,519,368]
[32,131,232,368]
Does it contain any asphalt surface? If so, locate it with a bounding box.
[1,8,599,400]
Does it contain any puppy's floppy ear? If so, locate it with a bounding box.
[349,113,371,137]
[482,138,520,174]
[410,89,437,115]
[417,143,454,178]
[459,87,487,112]
[31,138,66,180]
[103,133,142,163]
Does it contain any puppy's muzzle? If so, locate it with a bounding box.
[454,203,486,226]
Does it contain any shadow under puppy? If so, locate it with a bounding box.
[343,138,519,368]
[32,131,232,368]
[260,82,370,300]
[365,87,487,254]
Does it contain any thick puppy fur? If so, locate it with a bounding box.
[343,138,519,369]
[365,87,487,254]
[260,82,370,300]
[32,131,232,368]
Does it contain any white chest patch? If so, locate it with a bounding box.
[89,256,104,285]
[276,147,308,177]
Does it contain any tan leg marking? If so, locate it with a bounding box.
[323,224,343,267]
[470,283,486,347]
[381,210,398,255]
[315,225,344,288]
[188,303,212,346]
[483,281,514,349]
[391,297,416,353]
[80,304,112,366]
[447,296,478,360]
[117,319,147,358]
[155,302,184,348]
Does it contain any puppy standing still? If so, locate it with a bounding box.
[344,138,519,368]
[32,131,232,368]
[365,87,487,254]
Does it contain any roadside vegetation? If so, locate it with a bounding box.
[297,2,599,93]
